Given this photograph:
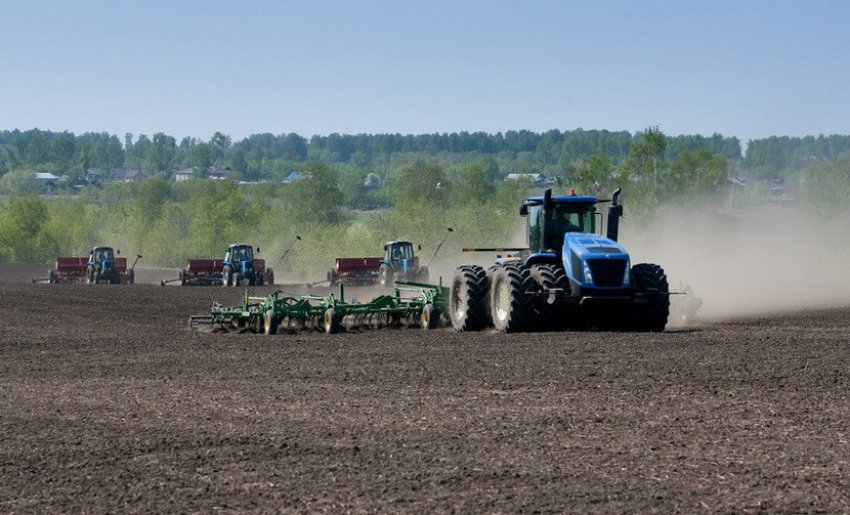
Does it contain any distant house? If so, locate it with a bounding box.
[111,168,144,182]
[174,168,194,182]
[207,166,231,180]
[505,173,554,187]
[282,171,304,183]
[35,172,60,193]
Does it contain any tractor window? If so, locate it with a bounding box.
[95,249,113,261]
[231,247,252,261]
[390,243,413,260]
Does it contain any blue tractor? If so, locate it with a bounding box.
[221,243,272,287]
[378,240,429,287]
[448,188,669,333]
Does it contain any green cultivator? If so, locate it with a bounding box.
[189,280,448,335]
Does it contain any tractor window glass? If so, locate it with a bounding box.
[551,204,595,234]
[527,206,542,252]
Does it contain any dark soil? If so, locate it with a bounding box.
[2,263,849,513]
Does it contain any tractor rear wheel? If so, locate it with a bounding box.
[449,265,490,331]
[222,266,232,287]
[421,303,439,329]
[324,308,341,334]
[530,264,570,330]
[127,269,135,285]
[232,273,242,287]
[630,263,670,332]
[93,270,101,285]
[47,270,54,284]
[264,309,278,335]
[490,264,537,333]
[265,269,275,286]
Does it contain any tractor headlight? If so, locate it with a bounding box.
[583,261,594,285]
[622,260,630,286]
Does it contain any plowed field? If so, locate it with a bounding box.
[2,263,849,513]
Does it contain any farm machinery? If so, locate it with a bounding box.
[449,188,670,333]
[162,244,274,286]
[189,280,448,334]
[327,240,431,287]
[33,246,140,284]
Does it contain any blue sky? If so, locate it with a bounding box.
[1,0,848,145]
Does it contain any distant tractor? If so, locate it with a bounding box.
[449,188,669,333]
[161,244,273,286]
[378,240,429,287]
[34,246,140,284]
[326,240,429,287]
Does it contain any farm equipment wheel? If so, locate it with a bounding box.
[127,269,135,284]
[47,270,55,284]
[630,263,670,332]
[449,265,491,331]
[418,266,430,283]
[530,264,569,330]
[324,308,341,334]
[379,265,394,288]
[232,273,242,287]
[327,269,337,286]
[421,303,439,330]
[264,309,278,335]
[222,266,232,287]
[491,264,537,333]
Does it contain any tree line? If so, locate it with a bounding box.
[3,126,850,273]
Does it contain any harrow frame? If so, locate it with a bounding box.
[189,279,448,334]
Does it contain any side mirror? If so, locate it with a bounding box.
[383,245,388,251]
[117,249,121,254]
[519,205,528,216]
[418,244,422,251]
[256,247,260,254]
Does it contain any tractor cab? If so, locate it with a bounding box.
[383,241,416,263]
[90,246,116,265]
[225,244,254,264]
[519,188,630,295]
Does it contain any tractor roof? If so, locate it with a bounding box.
[385,240,413,245]
[228,243,253,249]
[523,194,597,207]
[92,246,114,251]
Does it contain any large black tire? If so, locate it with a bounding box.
[324,308,341,334]
[93,270,101,285]
[490,264,537,333]
[47,269,55,284]
[86,266,95,285]
[222,266,232,287]
[265,269,274,286]
[127,269,135,285]
[630,263,670,332]
[327,269,337,287]
[379,265,394,288]
[264,309,278,335]
[421,303,439,330]
[449,265,490,331]
[232,273,242,287]
[529,264,570,330]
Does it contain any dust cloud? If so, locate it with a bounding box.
[621,203,850,321]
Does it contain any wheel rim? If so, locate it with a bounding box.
[494,276,510,322]
[451,279,466,319]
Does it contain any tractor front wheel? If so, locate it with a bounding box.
[232,273,242,287]
[530,264,570,330]
[449,265,490,331]
[222,266,232,287]
[379,265,394,288]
